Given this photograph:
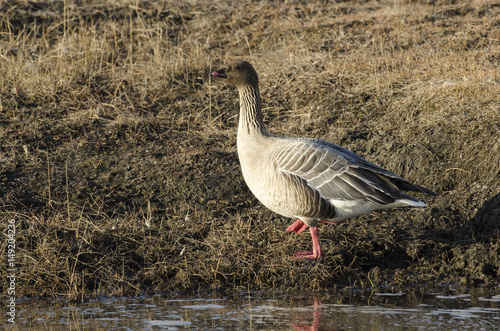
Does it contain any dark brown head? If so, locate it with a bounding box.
[211,60,259,89]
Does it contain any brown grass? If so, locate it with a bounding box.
[1,0,500,299]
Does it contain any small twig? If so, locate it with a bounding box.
[445,168,471,174]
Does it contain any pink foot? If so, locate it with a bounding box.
[292,250,326,260]
[290,226,325,260]
[319,219,344,225]
[286,219,309,234]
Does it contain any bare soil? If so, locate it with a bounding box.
[1,0,499,298]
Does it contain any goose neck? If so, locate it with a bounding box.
[238,84,268,135]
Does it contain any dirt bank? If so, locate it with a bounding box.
[0,0,499,298]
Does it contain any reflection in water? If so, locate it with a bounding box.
[5,288,500,330]
[290,301,330,331]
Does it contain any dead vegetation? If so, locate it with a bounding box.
[0,0,499,299]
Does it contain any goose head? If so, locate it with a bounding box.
[211,60,259,89]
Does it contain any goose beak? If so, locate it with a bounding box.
[211,68,227,79]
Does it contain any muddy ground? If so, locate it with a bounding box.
[0,0,499,298]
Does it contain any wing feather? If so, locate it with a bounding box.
[275,137,431,208]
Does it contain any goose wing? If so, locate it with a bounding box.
[274,138,433,206]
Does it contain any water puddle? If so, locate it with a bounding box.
[4,288,500,330]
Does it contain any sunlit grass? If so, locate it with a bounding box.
[0,0,499,298]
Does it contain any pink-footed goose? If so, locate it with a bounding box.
[211,60,436,260]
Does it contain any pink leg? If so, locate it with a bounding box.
[291,226,325,260]
[286,219,309,234]
[319,219,344,225]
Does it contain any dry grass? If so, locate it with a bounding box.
[1,0,499,298]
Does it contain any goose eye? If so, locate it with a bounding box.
[234,65,240,70]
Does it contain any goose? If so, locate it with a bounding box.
[211,60,436,260]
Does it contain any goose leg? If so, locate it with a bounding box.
[291,226,325,260]
[286,219,309,234]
